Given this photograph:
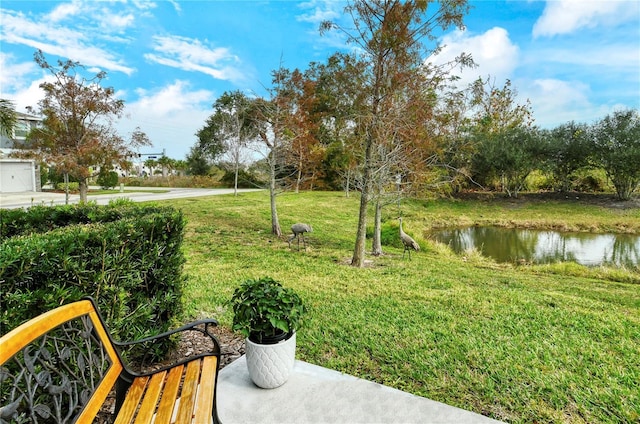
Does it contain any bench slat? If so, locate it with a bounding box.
[195,356,218,422]
[154,365,185,424]
[175,360,201,423]
[133,371,167,423]
[114,376,150,424]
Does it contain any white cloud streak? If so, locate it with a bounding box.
[533,0,639,38]
[144,35,246,83]
[0,8,135,75]
[297,0,341,24]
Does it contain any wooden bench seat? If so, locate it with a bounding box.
[0,297,221,423]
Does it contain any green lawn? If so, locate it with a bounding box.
[166,191,639,423]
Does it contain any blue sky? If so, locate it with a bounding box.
[1,0,638,160]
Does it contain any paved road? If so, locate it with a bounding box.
[0,187,262,209]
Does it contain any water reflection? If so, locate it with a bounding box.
[428,227,640,268]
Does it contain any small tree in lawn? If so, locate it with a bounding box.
[322,0,471,267]
[246,65,298,237]
[590,109,640,200]
[17,51,150,202]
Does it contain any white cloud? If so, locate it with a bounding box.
[100,10,135,31]
[428,27,519,88]
[533,0,639,38]
[0,54,38,94]
[117,81,214,159]
[521,79,625,128]
[297,0,341,24]
[46,0,83,22]
[523,78,592,126]
[145,35,246,83]
[0,9,135,75]
[0,53,49,113]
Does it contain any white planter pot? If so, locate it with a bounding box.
[245,332,296,389]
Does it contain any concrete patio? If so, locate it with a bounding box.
[217,356,503,424]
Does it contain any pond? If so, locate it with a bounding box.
[428,226,640,268]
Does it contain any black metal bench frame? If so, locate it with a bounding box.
[0,297,222,423]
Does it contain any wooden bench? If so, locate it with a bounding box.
[0,297,222,423]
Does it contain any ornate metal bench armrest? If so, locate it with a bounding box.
[113,319,221,375]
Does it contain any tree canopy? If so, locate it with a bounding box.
[17,50,150,201]
[322,0,471,266]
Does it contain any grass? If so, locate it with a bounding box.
[162,191,638,423]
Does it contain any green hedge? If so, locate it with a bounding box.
[0,202,186,354]
[0,201,174,238]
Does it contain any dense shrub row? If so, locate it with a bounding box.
[0,201,186,356]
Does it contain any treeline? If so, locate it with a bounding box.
[188,61,639,201]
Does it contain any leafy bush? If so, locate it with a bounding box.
[97,170,119,189]
[120,174,224,188]
[220,169,264,188]
[0,202,186,355]
[55,181,79,192]
[525,170,554,191]
[571,168,609,192]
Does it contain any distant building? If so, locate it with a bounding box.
[0,112,42,157]
[0,112,42,193]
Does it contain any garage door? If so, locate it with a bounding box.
[0,161,35,192]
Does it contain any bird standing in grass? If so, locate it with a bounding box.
[398,217,420,260]
[288,223,313,250]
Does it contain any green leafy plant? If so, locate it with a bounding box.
[229,277,305,343]
[97,169,119,190]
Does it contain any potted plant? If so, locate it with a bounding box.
[229,276,306,388]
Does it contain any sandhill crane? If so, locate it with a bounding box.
[288,223,313,250]
[398,217,420,260]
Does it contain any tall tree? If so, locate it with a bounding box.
[322,0,470,266]
[544,122,590,192]
[197,90,255,195]
[18,51,149,201]
[470,77,534,134]
[281,69,324,192]
[590,109,640,200]
[468,77,536,195]
[472,126,543,198]
[185,145,210,176]
[249,66,294,237]
[311,53,364,194]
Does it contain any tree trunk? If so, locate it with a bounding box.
[234,162,239,197]
[345,170,350,198]
[79,177,89,203]
[64,173,70,205]
[371,200,383,256]
[295,165,301,194]
[269,158,282,236]
[351,136,374,267]
[351,191,369,267]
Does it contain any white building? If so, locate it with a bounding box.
[0,112,42,193]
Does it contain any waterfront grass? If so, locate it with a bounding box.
[170,191,639,423]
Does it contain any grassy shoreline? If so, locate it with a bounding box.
[169,191,638,423]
